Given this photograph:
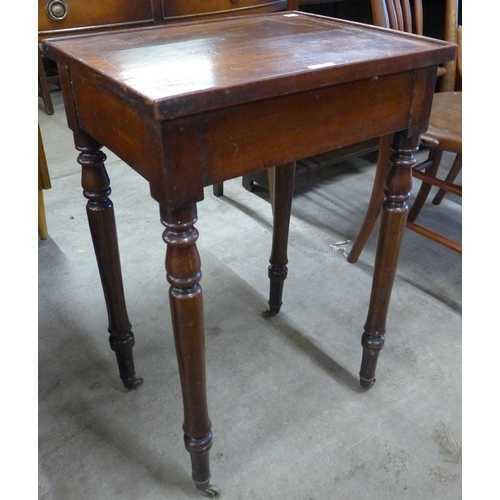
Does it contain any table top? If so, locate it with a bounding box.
[43,12,455,120]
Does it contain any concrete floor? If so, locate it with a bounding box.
[39,91,461,500]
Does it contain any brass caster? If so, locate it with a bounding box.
[262,309,277,319]
[359,375,376,389]
[199,485,221,498]
[122,376,144,390]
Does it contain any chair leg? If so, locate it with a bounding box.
[38,190,49,240]
[407,148,443,222]
[267,166,276,213]
[212,182,223,197]
[347,135,391,264]
[217,168,276,208]
[38,48,54,116]
[432,153,462,205]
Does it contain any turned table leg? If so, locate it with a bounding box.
[77,133,143,390]
[160,204,219,497]
[264,162,296,317]
[359,132,419,388]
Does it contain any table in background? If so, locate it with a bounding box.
[43,12,455,496]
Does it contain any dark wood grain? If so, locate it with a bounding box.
[44,13,454,120]
[43,12,456,494]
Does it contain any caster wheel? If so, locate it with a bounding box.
[359,376,375,389]
[199,485,221,498]
[123,376,143,390]
[262,309,277,319]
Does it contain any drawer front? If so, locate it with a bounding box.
[161,0,288,21]
[39,0,155,36]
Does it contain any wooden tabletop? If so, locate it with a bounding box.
[43,12,455,120]
[42,10,458,494]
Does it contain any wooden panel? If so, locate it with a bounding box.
[38,0,155,35]
[161,0,288,20]
[68,70,415,208]
[162,71,415,190]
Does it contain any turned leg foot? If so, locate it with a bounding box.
[161,203,216,492]
[185,434,220,497]
[359,332,386,388]
[359,132,419,387]
[111,336,144,390]
[264,162,296,318]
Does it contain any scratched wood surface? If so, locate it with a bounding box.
[43,12,454,120]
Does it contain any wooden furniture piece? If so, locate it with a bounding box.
[238,0,454,202]
[38,0,299,114]
[240,137,378,198]
[406,92,462,252]
[38,125,52,240]
[43,12,455,495]
[38,49,57,115]
[347,0,461,261]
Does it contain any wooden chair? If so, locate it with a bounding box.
[39,48,54,115]
[347,0,461,262]
[39,45,62,115]
[39,125,51,239]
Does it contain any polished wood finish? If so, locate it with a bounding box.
[43,12,455,493]
[360,132,420,386]
[76,130,144,390]
[241,138,378,195]
[239,0,451,202]
[38,0,155,35]
[38,0,297,36]
[38,0,156,114]
[161,0,290,20]
[161,202,213,491]
[348,0,461,262]
[265,162,296,315]
[38,0,298,115]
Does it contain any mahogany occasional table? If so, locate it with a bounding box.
[43,12,455,496]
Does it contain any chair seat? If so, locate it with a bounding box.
[422,91,461,153]
[347,0,461,262]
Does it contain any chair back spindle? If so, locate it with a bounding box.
[371,0,423,35]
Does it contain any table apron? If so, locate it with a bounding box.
[70,67,434,207]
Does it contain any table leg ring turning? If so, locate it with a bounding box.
[359,332,386,389]
[109,333,144,390]
[185,433,220,497]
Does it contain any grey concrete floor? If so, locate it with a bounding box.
[39,91,461,499]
